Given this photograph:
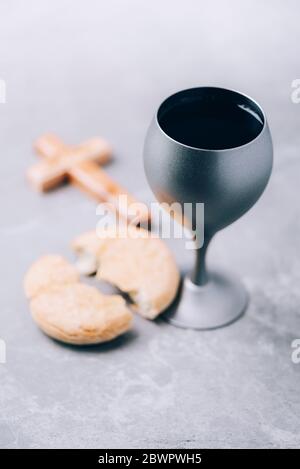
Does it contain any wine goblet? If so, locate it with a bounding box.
[144,87,273,329]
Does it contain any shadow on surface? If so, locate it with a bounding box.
[49,329,138,353]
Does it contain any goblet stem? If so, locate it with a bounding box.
[190,234,213,286]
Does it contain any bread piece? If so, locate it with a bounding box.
[30,283,133,345]
[72,226,180,319]
[24,255,133,345]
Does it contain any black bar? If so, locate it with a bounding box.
[0,448,297,465]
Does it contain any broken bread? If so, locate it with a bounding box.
[24,255,133,345]
[72,226,180,319]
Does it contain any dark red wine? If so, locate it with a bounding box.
[158,98,264,150]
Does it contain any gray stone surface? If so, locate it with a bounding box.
[0,0,300,449]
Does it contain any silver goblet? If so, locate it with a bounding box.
[144,87,273,329]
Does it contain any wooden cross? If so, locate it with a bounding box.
[28,134,150,225]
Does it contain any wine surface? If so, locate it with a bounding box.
[159,98,264,150]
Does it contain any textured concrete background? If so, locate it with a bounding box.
[0,0,300,448]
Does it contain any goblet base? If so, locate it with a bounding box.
[165,271,248,330]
